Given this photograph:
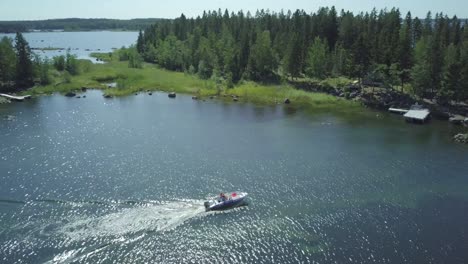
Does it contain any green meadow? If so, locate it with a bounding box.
[24,53,358,109]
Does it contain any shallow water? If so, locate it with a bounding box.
[0,91,467,263]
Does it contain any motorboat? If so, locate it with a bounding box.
[204,192,248,212]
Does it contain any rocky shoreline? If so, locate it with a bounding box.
[290,80,468,124]
[3,81,468,143]
[290,80,467,144]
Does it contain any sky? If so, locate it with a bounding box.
[0,0,467,21]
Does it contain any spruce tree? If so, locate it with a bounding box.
[136,30,145,54]
[15,32,34,88]
[398,12,413,87]
[411,37,431,97]
[283,33,303,80]
[439,45,459,104]
[0,37,16,89]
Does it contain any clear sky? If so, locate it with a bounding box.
[0,0,467,20]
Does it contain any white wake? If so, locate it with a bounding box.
[58,199,206,241]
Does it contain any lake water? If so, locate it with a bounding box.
[0,31,138,61]
[0,90,467,263]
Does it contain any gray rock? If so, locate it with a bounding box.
[349,91,359,99]
[65,92,76,97]
[453,133,468,144]
[104,94,112,99]
[168,92,176,98]
[449,115,465,125]
[284,98,291,104]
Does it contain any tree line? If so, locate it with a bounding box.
[0,18,163,33]
[136,8,468,102]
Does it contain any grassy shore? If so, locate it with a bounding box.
[23,54,359,109]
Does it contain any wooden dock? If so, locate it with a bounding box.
[404,104,430,123]
[0,93,31,102]
[388,108,408,114]
[389,104,430,123]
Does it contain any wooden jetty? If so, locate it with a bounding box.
[403,104,430,123]
[388,108,408,115]
[0,93,31,102]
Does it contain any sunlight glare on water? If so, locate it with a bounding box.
[1,90,467,263]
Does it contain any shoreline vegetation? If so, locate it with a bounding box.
[22,51,358,110]
[0,7,466,131]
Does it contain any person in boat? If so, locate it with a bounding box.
[220,193,227,202]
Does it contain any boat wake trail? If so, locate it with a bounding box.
[40,199,207,263]
[2,198,208,263]
[58,199,206,241]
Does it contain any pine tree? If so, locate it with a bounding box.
[413,17,423,43]
[136,30,145,54]
[283,33,302,80]
[411,37,431,97]
[428,15,445,97]
[331,42,351,76]
[65,50,79,75]
[423,11,433,36]
[247,30,278,81]
[457,40,468,101]
[398,12,413,88]
[352,33,370,84]
[15,32,34,88]
[0,37,16,89]
[439,44,459,104]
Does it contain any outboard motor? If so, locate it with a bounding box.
[204,201,210,210]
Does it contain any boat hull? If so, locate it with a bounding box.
[204,192,248,212]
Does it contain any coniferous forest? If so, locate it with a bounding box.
[137,8,468,102]
[1,7,468,104]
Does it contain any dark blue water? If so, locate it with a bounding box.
[0,91,467,263]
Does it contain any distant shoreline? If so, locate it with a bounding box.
[0,29,139,34]
[0,18,162,33]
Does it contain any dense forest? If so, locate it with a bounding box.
[137,8,468,102]
[0,18,163,33]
